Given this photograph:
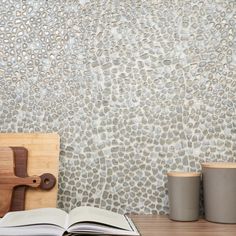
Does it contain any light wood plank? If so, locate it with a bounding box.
[130,215,236,236]
[0,133,60,210]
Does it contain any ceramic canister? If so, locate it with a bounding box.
[167,172,201,221]
[201,162,236,223]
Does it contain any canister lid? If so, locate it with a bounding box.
[167,172,201,177]
[201,162,236,168]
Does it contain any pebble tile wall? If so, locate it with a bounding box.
[0,0,235,214]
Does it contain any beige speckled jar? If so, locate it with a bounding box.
[167,172,201,221]
[202,162,236,223]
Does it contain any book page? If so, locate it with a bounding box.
[0,225,64,236]
[0,208,67,229]
[67,206,132,231]
[68,222,139,236]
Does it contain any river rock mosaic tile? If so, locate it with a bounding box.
[0,0,235,214]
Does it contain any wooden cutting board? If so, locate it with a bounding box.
[11,147,28,211]
[0,147,41,217]
[0,133,60,210]
[10,147,56,212]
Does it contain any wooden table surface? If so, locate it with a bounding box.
[130,215,236,236]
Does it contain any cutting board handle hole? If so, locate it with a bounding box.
[33,180,37,183]
[40,173,56,190]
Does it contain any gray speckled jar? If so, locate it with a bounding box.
[167,172,201,221]
[202,163,236,223]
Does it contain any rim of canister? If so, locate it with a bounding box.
[201,162,236,169]
[167,172,201,177]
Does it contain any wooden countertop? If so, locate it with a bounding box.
[130,215,236,236]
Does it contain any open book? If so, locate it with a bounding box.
[0,206,140,236]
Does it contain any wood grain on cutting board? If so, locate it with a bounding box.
[0,133,60,210]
